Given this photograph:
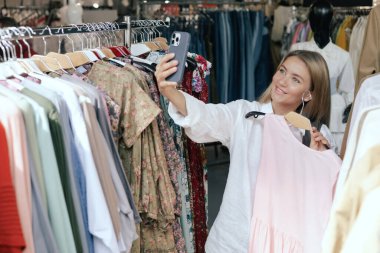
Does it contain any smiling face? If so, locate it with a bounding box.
[270,56,312,115]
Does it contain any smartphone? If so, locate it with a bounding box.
[167,31,191,83]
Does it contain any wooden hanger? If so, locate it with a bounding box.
[153,37,169,50]
[101,47,116,58]
[144,41,161,51]
[65,52,91,67]
[46,52,72,69]
[284,111,312,131]
[31,55,61,72]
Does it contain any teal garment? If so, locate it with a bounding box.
[20,87,78,253]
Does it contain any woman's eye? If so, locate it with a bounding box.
[292,77,300,84]
[279,68,285,74]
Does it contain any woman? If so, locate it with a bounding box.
[155,50,336,252]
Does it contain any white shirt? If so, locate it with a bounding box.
[349,16,368,77]
[334,74,380,203]
[168,91,334,253]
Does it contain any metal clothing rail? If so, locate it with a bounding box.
[140,0,267,5]
[0,18,170,48]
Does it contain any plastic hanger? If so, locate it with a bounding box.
[18,26,35,58]
[245,111,312,131]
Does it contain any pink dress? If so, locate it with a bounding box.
[248,115,341,253]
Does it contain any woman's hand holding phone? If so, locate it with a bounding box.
[155,53,179,96]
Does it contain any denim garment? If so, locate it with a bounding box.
[239,11,247,100]
[216,12,224,102]
[244,11,255,101]
[227,11,238,102]
[247,11,264,101]
[255,19,274,99]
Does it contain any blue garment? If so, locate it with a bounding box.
[239,11,247,100]
[255,18,274,99]
[247,10,264,101]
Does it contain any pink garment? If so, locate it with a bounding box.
[248,115,341,253]
[0,96,35,253]
[291,23,304,46]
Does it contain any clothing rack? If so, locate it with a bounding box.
[0,17,170,48]
[140,0,267,5]
[334,6,372,15]
[138,0,267,18]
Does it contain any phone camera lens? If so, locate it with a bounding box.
[176,37,179,42]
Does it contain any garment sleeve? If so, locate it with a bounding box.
[168,91,243,146]
[355,7,380,95]
[320,124,338,154]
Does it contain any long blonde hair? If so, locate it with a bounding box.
[259,50,331,126]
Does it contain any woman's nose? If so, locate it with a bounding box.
[278,76,288,86]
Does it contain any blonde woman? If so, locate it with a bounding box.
[155,50,337,252]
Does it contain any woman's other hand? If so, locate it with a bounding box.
[310,127,330,151]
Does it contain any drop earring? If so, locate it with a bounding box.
[300,96,305,115]
[300,91,310,115]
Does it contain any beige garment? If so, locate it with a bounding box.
[82,100,121,239]
[341,6,380,158]
[341,185,380,253]
[323,145,380,253]
[355,5,380,95]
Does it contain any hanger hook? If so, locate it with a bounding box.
[55,25,64,53]
[8,27,24,59]
[39,25,53,36]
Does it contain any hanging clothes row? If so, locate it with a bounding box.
[274,5,370,154]
[206,7,274,104]
[0,6,49,27]
[329,8,371,78]
[322,5,380,252]
[277,5,371,77]
[0,20,210,253]
[148,2,273,104]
